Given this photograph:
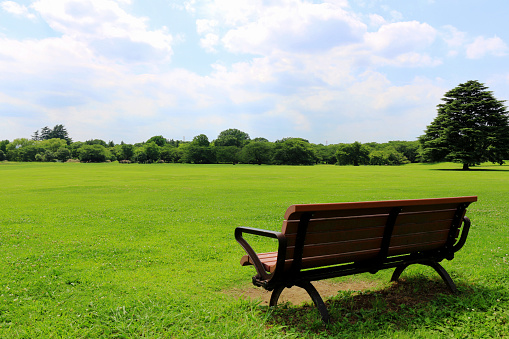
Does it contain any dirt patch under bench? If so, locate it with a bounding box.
[229,279,380,306]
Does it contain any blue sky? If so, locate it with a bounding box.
[1,0,508,144]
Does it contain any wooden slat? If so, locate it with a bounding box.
[283,237,383,258]
[299,249,380,269]
[399,203,460,213]
[392,220,453,236]
[286,207,393,221]
[240,252,278,271]
[396,210,456,224]
[284,196,477,220]
[387,240,446,256]
[283,214,388,235]
[286,226,385,247]
[389,230,449,247]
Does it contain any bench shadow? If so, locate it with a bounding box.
[261,275,504,333]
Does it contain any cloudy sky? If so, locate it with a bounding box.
[1,0,508,144]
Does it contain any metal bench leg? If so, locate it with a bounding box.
[392,262,458,293]
[424,261,458,294]
[391,264,410,282]
[297,281,330,323]
[269,285,285,307]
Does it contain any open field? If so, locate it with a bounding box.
[1,162,508,338]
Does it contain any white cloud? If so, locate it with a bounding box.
[3,0,507,144]
[442,25,466,49]
[362,21,441,67]
[368,13,386,27]
[441,25,466,57]
[1,1,36,19]
[466,36,508,59]
[196,19,217,35]
[217,1,366,54]
[200,33,219,53]
[365,21,436,55]
[199,0,263,27]
[31,0,173,62]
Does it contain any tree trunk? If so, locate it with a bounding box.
[462,163,470,170]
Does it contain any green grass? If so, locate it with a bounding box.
[0,162,508,338]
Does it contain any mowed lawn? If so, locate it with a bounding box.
[0,162,508,338]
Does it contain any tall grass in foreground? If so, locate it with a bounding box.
[0,162,508,338]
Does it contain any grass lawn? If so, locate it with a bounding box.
[0,162,508,338]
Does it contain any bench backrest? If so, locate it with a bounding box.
[281,196,477,271]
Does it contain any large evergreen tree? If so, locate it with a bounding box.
[33,124,72,144]
[420,80,509,170]
[48,124,71,143]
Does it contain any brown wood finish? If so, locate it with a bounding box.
[235,196,477,323]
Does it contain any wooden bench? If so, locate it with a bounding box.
[235,196,477,323]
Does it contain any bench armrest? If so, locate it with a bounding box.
[235,226,287,281]
[452,216,471,253]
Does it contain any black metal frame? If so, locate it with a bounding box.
[235,205,472,324]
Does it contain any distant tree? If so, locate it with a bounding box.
[33,125,72,144]
[34,153,44,162]
[273,138,316,165]
[369,147,409,165]
[215,146,240,164]
[240,141,273,165]
[5,138,36,161]
[144,142,161,162]
[48,124,72,144]
[40,126,52,140]
[86,139,108,147]
[133,147,148,163]
[160,145,178,163]
[0,150,5,161]
[180,135,215,164]
[120,143,135,161]
[39,138,67,152]
[78,144,108,162]
[40,149,56,162]
[395,141,420,163]
[32,130,41,141]
[252,137,269,143]
[181,144,215,164]
[17,144,43,162]
[192,134,210,147]
[56,148,71,162]
[336,142,370,166]
[314,144,338,164]
[420,80,509,170]
[214,129,250,147]
[275,137,310,144]
[68,141,85,159]
[0,140,9,153]
[146,135,167,147]
[167,139,182,147]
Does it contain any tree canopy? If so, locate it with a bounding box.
[214,128,250,147]
[336,142,370,166]
[33,124,72,144]
[420,80,509,170]
[7,125,493,167]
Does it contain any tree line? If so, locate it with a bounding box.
[0,126,419,166]
[1,81,508,168]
